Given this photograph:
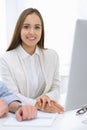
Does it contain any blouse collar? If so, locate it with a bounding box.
[16,45,40,59]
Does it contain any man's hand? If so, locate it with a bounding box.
[15,105,37,121]
[0,99,8,118]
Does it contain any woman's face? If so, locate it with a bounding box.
[21,13,42,53]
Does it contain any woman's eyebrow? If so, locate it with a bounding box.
[23,23,41,26]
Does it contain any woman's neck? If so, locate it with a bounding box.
[22,44,36,55]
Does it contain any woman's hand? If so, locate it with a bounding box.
[42,100,64,113]
[35,95,64,113]
[36,95,52,109]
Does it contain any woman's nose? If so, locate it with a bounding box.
[29,28,34,34]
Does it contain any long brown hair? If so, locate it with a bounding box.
[7,8,45,51]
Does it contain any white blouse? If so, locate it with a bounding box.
[18,45,45,99]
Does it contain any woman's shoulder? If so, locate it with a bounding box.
[0,49,17,61]
[41,48,59,58]
[38,48,59,63]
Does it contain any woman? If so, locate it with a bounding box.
[0,8,64,113]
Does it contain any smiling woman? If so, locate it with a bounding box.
[0,8,64,114]
[2,0,81,106]
[21,12,42,55]
[5,0,78,77]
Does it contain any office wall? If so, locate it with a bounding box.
[0,0,7,54]
[78,0,87,19]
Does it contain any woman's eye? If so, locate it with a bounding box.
[35,26,40,29]
[23,25,29,29]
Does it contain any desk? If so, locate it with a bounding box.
[0,109,87,130]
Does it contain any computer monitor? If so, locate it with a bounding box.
[65,19,87,111]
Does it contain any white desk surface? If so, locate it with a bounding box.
[0,109,87,130]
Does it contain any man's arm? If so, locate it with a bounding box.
[0,82,37,121]
[8,101,21,113]
[0,81,22,105]
[9,101,37,121]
